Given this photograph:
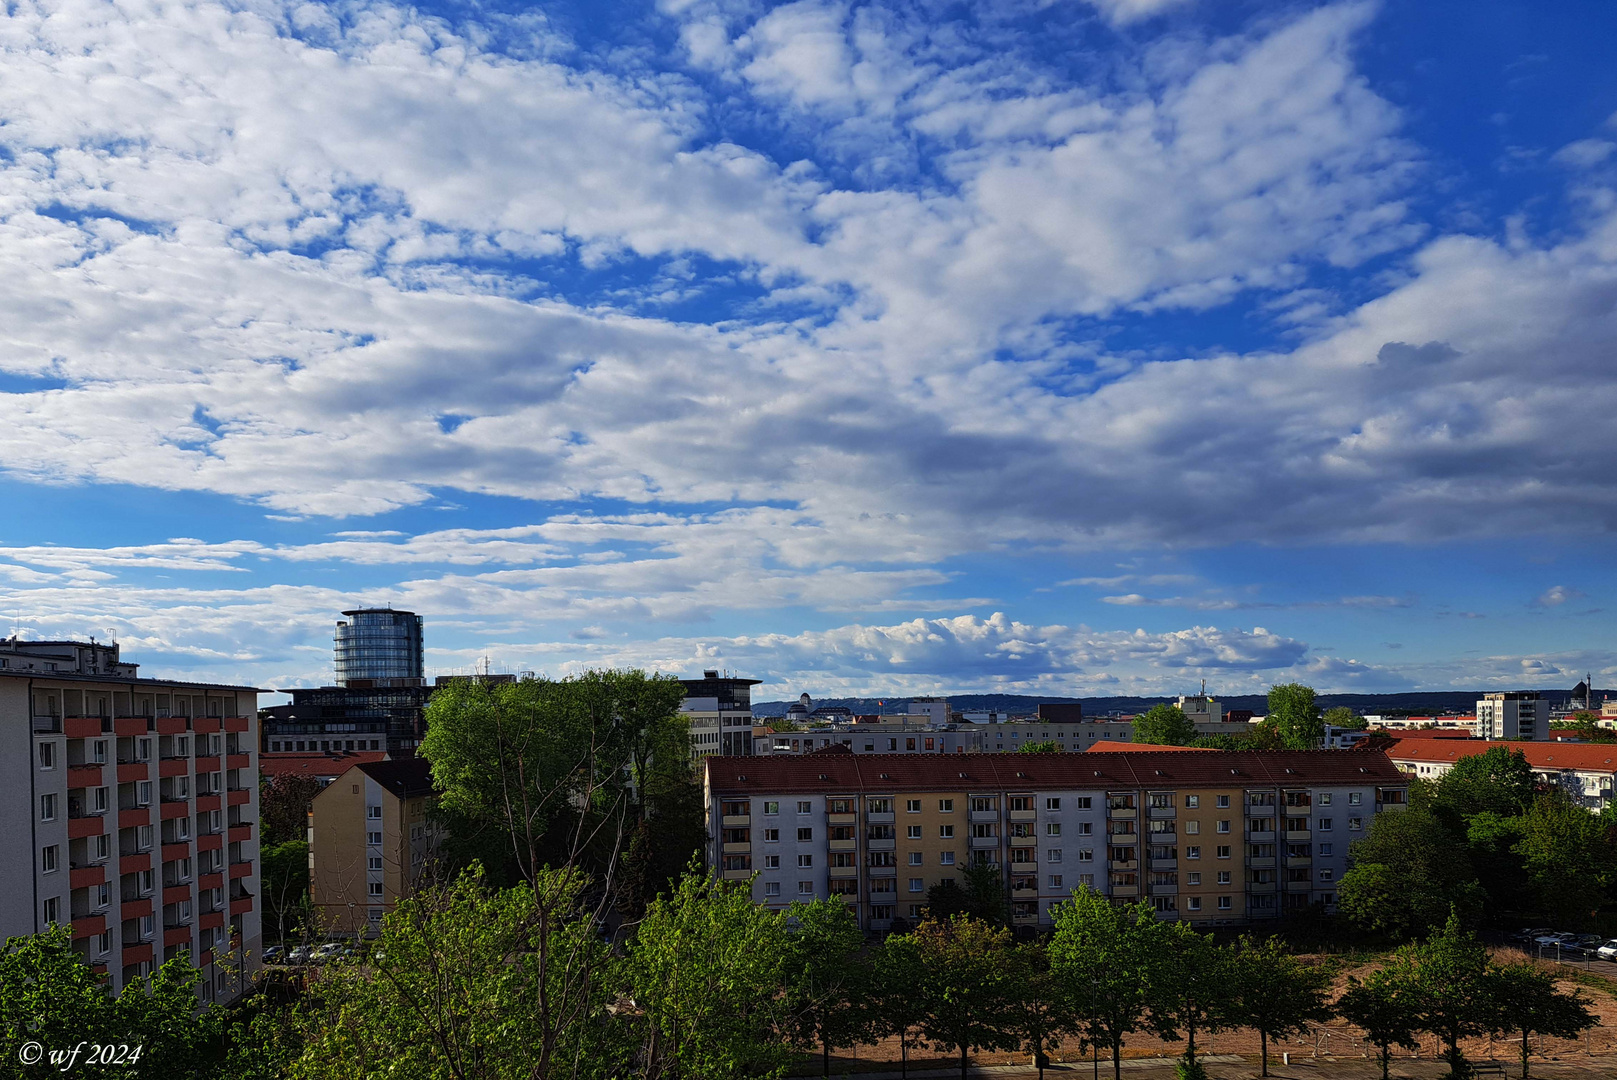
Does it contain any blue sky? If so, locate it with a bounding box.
[1,0,1615,700]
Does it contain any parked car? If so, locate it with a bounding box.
[261,945,284,965]
[311,942,347,964]
[288,945,314,965]
[1570,934,1606,956]
[1511,927,1554,943]
[1532,932,1577,949]
[1596,940,1617,961]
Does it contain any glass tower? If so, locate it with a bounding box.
[334,609,424,686]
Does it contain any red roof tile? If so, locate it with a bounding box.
[1386,739,1617,772]
[259,751,387,781]
[1088,741,1210,753]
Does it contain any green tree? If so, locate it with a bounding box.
[925,863,1009,926]
[1405,909,1495,1079]
[260,773,324,846]
[909,916,1023,1080]
[1513,794,1617,928]
[1337,966,1420,1080]
[291,866,617,1080]
[1323,706,1366,730]
[260,840,310,945]
[1462,811,1531,918]
[1018,741,1060,753]
[1431,746,1538,823]
[1486,962,1598,1080]
[780,899,870,1078]
[1227,936,1331,1077]
[628,870,793,1080]
[1005,943,1077,1080]
[1,925,220,1079]
[1131,704,1198,746]
[1267,683,1322,749]
[1145,920,1230,1076]
[869,933,929,1079]
[1048,888,1156,1080]
[1338,805,1483,938]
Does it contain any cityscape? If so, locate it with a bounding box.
[4,0,1617,1077]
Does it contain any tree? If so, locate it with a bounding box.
[1405,909,1495,1079]
[909,916,1023,1080]
[1487,962,1598,1080]
[925,863,1009,926]
[1132,704,1197,747]
[1323,706,1366,730]
[1018,741,1060,753]
[1338,804,1483,938]
[1048,888,1157,1080]
[260,773,324,846]
[260,840,311,945]
[1337,966,1420,1080]
[1227,936,1331,1077]
[1145,920,1230,1076]
[870,933,929,1079]
[1267,683,1322,749]
[780,899,870,1078]
[291,866,618,1080]
[628,869,793,1080]
[1512,794,1617,928]
[1005,943,1077,1080]
[1432,746,1537,823]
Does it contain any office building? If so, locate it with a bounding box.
[334,609,424,687]
[0,637,261,1002]
[705,749,1408,931]
[308,758,441,937]
[680,671,762,758]
[1476,692,1547,741]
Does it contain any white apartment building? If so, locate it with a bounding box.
[0,638,262,1002]
[1476,692,1548,740]
[1387,737,1617,811]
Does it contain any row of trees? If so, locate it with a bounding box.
[1131,683,1362,750]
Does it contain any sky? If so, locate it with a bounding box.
[1,0,1616,702]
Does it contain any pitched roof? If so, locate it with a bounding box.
[1385,739,1617,772]
[259,750,387,780]
[1088,741,1210,753]
[354,756,437,800]
[705,749,1405,795]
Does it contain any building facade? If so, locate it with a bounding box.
[334,609,425,687]
[308,758,441,937]
[680,671,762,758]
[1476,692,1547,740]
[1386,737,1617,811]
[705,750,1408,932]
[0,638,261,1002]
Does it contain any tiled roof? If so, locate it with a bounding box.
[1385,739,1617,772]
[705,749,1405,795]
[1087,741,1210,753]
[355,757,437,800]
[259,751,386,779]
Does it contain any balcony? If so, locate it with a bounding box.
[828,865,857,879]
[197,872,224,892]
[67,764,105,787]
[1111,885,1139,898]
[826,812,856,826]
[162,884,191,904]
[720,868,751,881]
[866,837,895,852]
[69,865,106,890]
[159,802,189,821]
[1247,830,1275,843]
[117,763,148,784]
[32,714,62,734]
[865,811,894,825]
[720,814,749,828]
[1150,858,1177,871]
[968,835,1000,849]
[154,717,188,736]
[1107,807,1136,820]
[120,853,152,876]
[1284,856,1313,869]
[1285,880,1312,893]
[1013,910,1040,924]
[1149,883,1178,897]
[161,842,190,863]
[229,861,253,880]
[113,717,150,737]
[865,864,896,878]
[1247,881,1278,894]
[65,716,111,739]
[163,927,192,947]
[193,717,221,735]
[1007,833,1037,847]
[121,897,153,920]
[828,838,856,852]
[226,789,250,806]
[123,943,154,965]
[229,895,254,915]
[195,794,221,813]
[158,758,188,779]
[1008,808,1036,823]
[1284,829,1312,842]
[68,816,107,840]
[1249,857,1276,870]
[721,842,750,855]
[223,717,249,734]
[197,834,224,853]
[194,754,221,773]
[969,810,999,824]
[227,824,252,843]
[70,914,107,941]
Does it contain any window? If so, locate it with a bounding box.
[763,801,779,815]
[1184,820,1200,834]
[1216,819,1230,833]
[1046,797,1061,811]
[1185,846,1201,859]
[908,877,925,892]
[368,856,383,871]
[906,799,922,813]
[93,787,109,813]
[938,799,954,812]
[797,801,812,814]
[367,805,382,819]
[764,855,780,869]
[95,932,111,956]
[887,739,898,751]
[39,793,56,822]
[137,781,152,806]
[1045,822,1062,836]
[764,882,781,897]
[909,851,923,865]
[1318,843,1333,856]
[867,798,893,814]
[1186,872,1201,885]
[1075,821,1092,835]
[43,897,59,925]
[368,882,384,897]
[939,851,955,865]
[971,796,997,813]
[764,828,779,842]
[1217,846,1231,859]
[1216,795,1230,808]
[1348,817,1363,831]
[1217,896,1232,910]
[1319,868,1335,882]
[1076,797,1092,809]
[1186,896,1202,911]
[1317,818,1333,831]
[796,853,813,868]
[1183,794,1199,808]
[939,824,954,839]
[1217,870,1232,884]
[367,831,383,845]
[796,827,813,842]
[1318,792,1332,805]
[1348,792,1362,805]
[38,742,56,769]
[137,738,152,762]
[1148,792,1171,808]
[798,881,814,895]
[42,845,59,873]
[908,825,923,840]
[95,834,110,861]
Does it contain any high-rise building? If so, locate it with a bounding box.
[679,671,761,758]
[334,609,424,687]
[0,638,261,1002]
[1476,692,1547,740]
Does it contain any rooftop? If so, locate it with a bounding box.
[355,757,437,800]
[1384,738,1617,772]
[260,751,388,780]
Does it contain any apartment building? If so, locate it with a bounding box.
[308,758,441,937]
[1476,692,1547,740]
[0,638,261,1002]
[680,671,762,759]
[704,750,1408,932]
[1386,737,1617,811]
[758,720,1140,755]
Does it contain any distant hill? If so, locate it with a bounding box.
[751,690,1600,718]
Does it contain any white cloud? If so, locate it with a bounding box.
[1080,0,1198,27]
